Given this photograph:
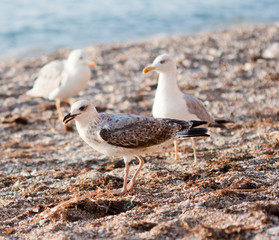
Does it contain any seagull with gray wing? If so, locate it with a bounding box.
[63,100,209,194]
[143,54,233,164]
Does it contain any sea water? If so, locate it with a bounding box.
[1,0,279,57]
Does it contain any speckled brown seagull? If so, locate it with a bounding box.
[63,100,209,194]
[143,53,233,164]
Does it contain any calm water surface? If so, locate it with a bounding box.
[1,0,279,57]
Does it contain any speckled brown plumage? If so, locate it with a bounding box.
[99,115,202,148]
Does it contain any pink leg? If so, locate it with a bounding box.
[191,137,198,165]
[122,158,130,193]
[127,156,144,191]
[174,139,179,161]
[55,100,63,120]
[111,157,131,195]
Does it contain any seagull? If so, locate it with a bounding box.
[63,100,209,194]
[27,49,96,119]
[143,53,232,164]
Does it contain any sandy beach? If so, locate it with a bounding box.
[1,23,279,239]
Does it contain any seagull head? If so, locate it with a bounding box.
[142,54,176,74]
[67,49,96,68]
[63,100,98,125]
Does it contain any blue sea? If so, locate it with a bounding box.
[1,0,279,57]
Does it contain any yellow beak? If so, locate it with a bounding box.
[88,61,97,67]
[142,66,155,74]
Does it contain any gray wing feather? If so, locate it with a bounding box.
[184,94,213,123]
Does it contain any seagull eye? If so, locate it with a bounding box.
[79,106,86,111]
[160,60,166,64]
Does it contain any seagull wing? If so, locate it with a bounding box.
[99,114,186,148]
[27,60,66,98]
[184,94,213,123]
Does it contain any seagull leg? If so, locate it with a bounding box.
[111,157,131,194]
[64,98,75,106]
[55,100,63,120]
[122,157,131,193]
[191,137,198,165]
[127,156,144,191]
[56,99,71,131]
[174,140,179,161]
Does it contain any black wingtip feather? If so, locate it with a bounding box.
[160,118,206,130]
[209,118,235,129]
[214,118,235,124]
[190,120,208,128]
[176,128,209,138]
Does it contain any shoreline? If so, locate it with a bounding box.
[1,21,278,60]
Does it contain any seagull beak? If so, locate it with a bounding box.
[142,66,155,74]
[88,61,97,67]
[63,113,79,125]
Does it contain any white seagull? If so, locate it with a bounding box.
[27,49,96,119]
[143,53,232,164]
[63,100,209,194]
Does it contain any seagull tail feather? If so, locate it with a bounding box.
[209,118,234,129]
[176,128,209,138]
[190,120,208,128]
